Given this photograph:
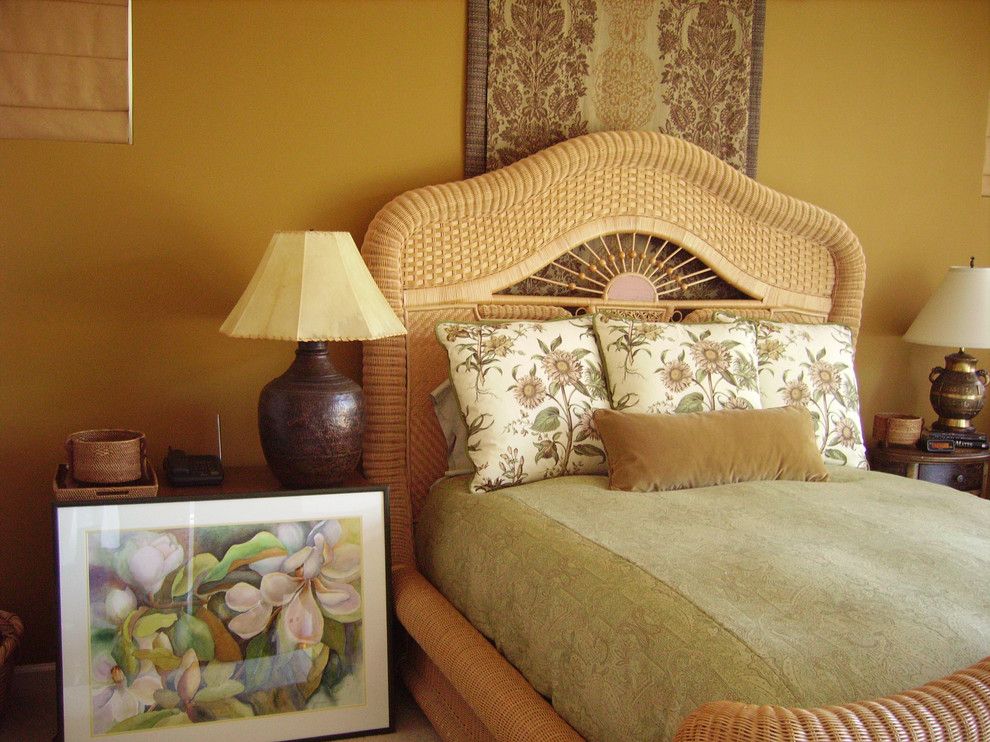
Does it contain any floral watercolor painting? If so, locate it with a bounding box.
[85,517,365,735]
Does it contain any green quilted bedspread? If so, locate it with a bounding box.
[415,468,990,742]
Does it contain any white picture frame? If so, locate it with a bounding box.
[53,487,392,741]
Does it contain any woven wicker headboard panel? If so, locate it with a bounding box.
[361,131,865,567]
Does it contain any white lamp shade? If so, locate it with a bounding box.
[220,231,406,342]
[904,266,990,349]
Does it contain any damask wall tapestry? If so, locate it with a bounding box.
[465,0,765,178]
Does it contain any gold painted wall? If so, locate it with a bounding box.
[759,0,990,437]
[0,0,987,664]
[0,0,468,664]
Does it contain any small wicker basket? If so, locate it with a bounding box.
[873,413,924,448]
[66,429,145,484]
[0,610,23,719]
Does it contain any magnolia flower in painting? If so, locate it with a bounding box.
[91,656,163,734]
[224,582,275,639]
[226,531,361,644]
[114,531,185,596]
[249,522,307,575]
[151,649,251,720]
[249,521,346,576]
[174,649,202,707]
[135,629,174,667]
[104,587,136,625]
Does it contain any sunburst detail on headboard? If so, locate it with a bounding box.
[498,231,749,302]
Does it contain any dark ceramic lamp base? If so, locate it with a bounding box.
[258,341,363,488]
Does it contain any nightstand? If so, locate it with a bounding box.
[868,445,989,499]
[157,464,369,497]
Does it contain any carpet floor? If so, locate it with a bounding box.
[0,664,439,741]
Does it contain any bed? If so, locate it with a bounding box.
[359,131,990,741]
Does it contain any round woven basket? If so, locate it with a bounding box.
[66,429,145,484]
[0,610,23,719]
[873,413,923,448]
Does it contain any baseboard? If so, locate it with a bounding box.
[11,661,55,699]
[13,662,55,677]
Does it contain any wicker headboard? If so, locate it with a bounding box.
[360,130,865,567]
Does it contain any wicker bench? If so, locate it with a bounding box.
[0,610,23,718]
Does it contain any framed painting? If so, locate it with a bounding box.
[53,487,392,741]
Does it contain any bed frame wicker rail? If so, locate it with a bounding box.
[359,131,989,741]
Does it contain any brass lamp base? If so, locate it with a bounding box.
[928,349,988,432]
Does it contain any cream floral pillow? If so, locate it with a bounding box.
[593,315,761,414]
[436,316,610,493]
[754,320,868,468]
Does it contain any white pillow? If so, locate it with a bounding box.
[593,315,762,414]
[753,319,868,468]
[436,316,610,493]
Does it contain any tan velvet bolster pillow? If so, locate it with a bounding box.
[594,406,830,492]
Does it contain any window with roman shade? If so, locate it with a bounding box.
[983,92,990,197]
[0,0,131,143]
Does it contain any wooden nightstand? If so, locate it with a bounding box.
[868,445,989,499]
[157,464,369,497]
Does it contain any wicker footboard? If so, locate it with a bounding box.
[393,564,582,741]
[674,657,990,742]
[402,638,496,741]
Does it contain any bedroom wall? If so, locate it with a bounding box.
[0,0,467,664]
[0,0,987,664]
[758,0,990,438]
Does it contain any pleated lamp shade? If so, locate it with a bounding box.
[220,231,405,342]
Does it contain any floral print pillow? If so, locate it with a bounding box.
[593,315,762,415]
[754,320,868,468]
[436,316,610,493]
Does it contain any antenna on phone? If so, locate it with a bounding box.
[215,413,223,463]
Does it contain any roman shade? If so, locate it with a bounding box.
[0,0,131,143]
[983,92,990,196]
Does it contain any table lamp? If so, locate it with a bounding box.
[221,231,406,487]
[904,259,990,432]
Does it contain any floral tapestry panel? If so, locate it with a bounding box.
[467,0,765,176]
[594,315,761,415]
[436,316,610,493]
[754,320,868,468]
